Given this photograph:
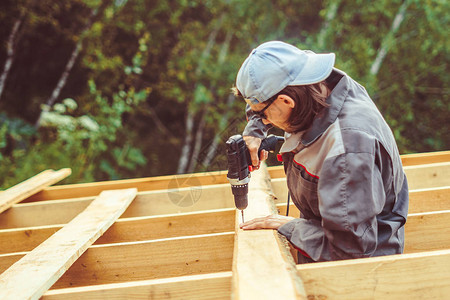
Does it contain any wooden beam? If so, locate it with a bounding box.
[0,232,234,289]
[408,186,450,213]
[278,206,450,254]
[2,178,448,230]
[0,183,239,229]
[270,178,289,202]
[0,226,60,254]
[0,197,92,229]
[23,168,281,203]
[272,179,450,214]
[0,189,137,300]
[232,164,306,300]
[403,162,450,189]
[96,209,235,245]
[42,272,232,300]
[0,203,291,254]
[25,170,228,202]
[404,210,450,253]
[277,203,301,218]
[271,162,450,193]
[400,150,450,166]
[0,208,235,254]
[297,249,450,299]
[0,168,71,213]
[21,151,450,203]
[267,150,450,179]
[2,204,449,256]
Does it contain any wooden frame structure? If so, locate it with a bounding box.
[0,150,449,299]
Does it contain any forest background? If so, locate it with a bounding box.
[0,0,448,188]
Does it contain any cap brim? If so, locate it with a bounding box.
[291,53,335,85]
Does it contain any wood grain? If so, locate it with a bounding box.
[43,272,232,300]
[232,163,306,300]
[0,168,71,213]
[298,249,450,299]
[0,188,136,300]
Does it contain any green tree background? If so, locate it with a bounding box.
[0,0,448,188]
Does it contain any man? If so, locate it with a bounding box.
[235,41,409,263]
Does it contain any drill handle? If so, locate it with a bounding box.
[258,134,285,154]
[245,134,284,167]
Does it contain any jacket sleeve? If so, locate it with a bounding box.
[242,104,271,139]
[278,152,385,261]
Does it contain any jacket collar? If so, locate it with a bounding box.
[280,68,349,153]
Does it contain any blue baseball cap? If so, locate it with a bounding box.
[236,41,335,104]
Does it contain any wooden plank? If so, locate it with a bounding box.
[273,179,450,214]
[1,180,447,230]
[270,178,289,202]
[403,162,450,189]
[21,151,450,203]
[267,150,450,179]
[25,170,228,202]
[232,163,306,300]
[42,272,232,300]
[22,168,283,203]
[2,205,448,256]
[0,208,235,253]
[277,207,450,254]
[0,183,238,229]
[409,186,450,213]
[0,168,71,213]
[20,151,450,203]
[0,204,292,254]
[404,210,450,253]
[400,150,450,166]
[0,188,137,300]
[0,226,60,254]
[297,249,450,299]
[0,232,234,289]
[96,209,235,245]
[277,203,301,218]
[0,197,92,229]
[271,162,450,193]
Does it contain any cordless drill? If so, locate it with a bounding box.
[226,134,284,222]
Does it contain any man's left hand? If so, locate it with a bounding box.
[240,214,294,230]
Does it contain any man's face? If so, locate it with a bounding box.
[249,95,295,132]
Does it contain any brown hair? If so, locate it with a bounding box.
[233,83,329,133]
[273,83,329,133]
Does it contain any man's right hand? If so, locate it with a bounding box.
[243,136,267,170]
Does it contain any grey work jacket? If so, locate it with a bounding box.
[243,69,409,262]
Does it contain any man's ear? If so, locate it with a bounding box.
[278,94,295,108]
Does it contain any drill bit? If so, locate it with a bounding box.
[241,210,245,223]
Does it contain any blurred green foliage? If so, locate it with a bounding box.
[0,0,448,188]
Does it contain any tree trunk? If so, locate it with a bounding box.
[201,93,235,168]
[176,109,195,174]
[34,41,82,128]
[316,0,342,50]
[176,14,225,174]
[370,0,410,76]
[186,30,233,172]
[0,13,25,101]
[187,108,208,173]
[34,1,111,128]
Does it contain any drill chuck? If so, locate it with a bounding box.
[229,182,249,210]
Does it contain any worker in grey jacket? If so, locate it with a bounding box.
[236,41,409,263]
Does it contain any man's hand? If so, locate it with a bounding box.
[243,136,268,170]
[240,214,294,230]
